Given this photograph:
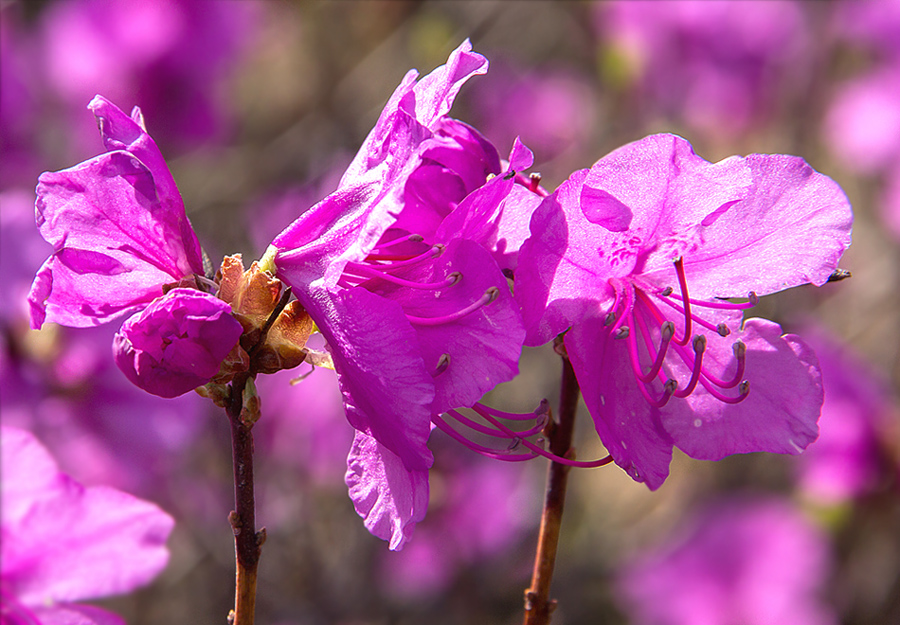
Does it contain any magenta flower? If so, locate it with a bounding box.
[616,496,837,625]
[113,288,243,398]
[593,1,812,138]
[515,133,853,488]
[1,426,174,625]
[267,41,540,548]
[29,95,204,329]
[26,96,245,398]
[38,0,262,152]
[793,326,893,503]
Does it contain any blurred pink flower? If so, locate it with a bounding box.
[1,426,174,625]
[38,0,262,152]
[794,327,894,503]
[469,60,598,161]
[616,496,837,625]
[593,0,812,138]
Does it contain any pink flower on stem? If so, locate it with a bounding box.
[515,133,853,488]
[28,96,243,398]
[266,41,544,549]
[1,426,174,625]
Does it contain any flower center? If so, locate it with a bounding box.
[606,257,755,408]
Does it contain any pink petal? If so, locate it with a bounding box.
[346,430,429,551]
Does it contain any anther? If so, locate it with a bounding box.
[747,291,759,305]
[433,353,450,377]
[716,323,730,337]
[674,335,706,398]
[604,312,617,326]
[826,269,852,283]
[614,326,630,339]
[660,286,674,297]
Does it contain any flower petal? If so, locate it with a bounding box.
[29,150,199,328]
[565,319,675,489]
[300,286,435,471]
[662,318,822,460]
[1,427,174,606]
[345,430,429,551]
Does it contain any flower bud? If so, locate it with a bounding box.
[113,289,243,398]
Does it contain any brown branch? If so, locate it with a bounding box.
[225,373,264,625]
[523,349,581,625]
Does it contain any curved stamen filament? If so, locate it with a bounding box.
[472,400,551,422]
[672,257,693,346]
[365,243,445,267]
[698,341,746,389]
[698,378,750,404]
[606,281,634,335]
[432,414,538,462]
[346,262,460,290]
[476,409,614,468]
[370,233,425,252]
[673,335,706,398]
[660,290,759,310]
[406,287,499,326]
[655,295,733,336]
[626,317,675,384]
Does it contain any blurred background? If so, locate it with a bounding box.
[1,1,898,624]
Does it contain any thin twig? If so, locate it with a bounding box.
[226,373,263,625]
[523,348,581,625]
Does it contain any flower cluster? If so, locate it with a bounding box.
[28,40,853,550]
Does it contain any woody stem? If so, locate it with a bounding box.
[226,372,263,625]
[523,346,581,625]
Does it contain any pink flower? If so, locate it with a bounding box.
[29,95,204,329]
[113,288,243,398]
[515,133,853,488]
[616,496,837,625]
[268,41,541,549]
[1,426,174,624]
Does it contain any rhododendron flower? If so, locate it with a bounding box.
[113,288,243,398]
[265,41,541,549]
[25,96,248,398]
[616,496,837,625]
[516,133,853,488]
[29,95,204,329]
[1,426,174,625]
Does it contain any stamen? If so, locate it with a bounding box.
[477,409,614,468]
[698,340,746,389]
[472,400,550,421]
[672,257,693,346]
[371,233,425,253]
[698,378,750,404]
[365,243,445,265]
[673,335,706,398]
[431,414,538,462]
[345,262,460,290]
[655,295,731,335]
[406,287,499,326]
[626,320,675,384]
[606,280,633,335]
[661,290,759,310]
[634,377,678,408]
